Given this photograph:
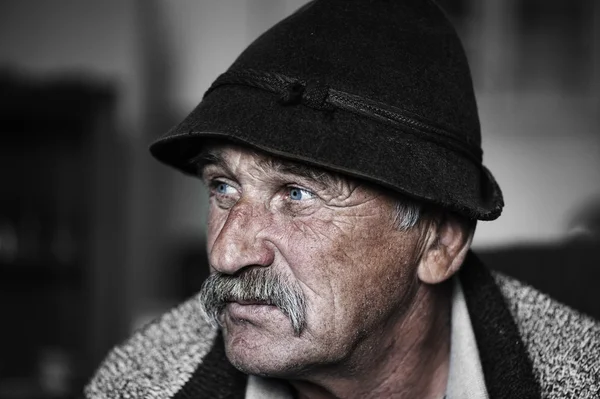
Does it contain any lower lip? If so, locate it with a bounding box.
[225,302,279,322]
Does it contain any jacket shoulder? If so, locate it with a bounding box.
[493,272,600,398]
[84,294,219,399]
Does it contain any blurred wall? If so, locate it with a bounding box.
[469,0,600,247]
[476,93,600,247]
[0,0,143,132]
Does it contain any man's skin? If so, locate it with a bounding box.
[199,144,473,399]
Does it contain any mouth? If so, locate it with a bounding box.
[214,298,305,336]
[223,301,280,325]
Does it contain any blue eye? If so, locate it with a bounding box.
[289,187,314,201]
[216,182,229,194]
[213,181,236,196]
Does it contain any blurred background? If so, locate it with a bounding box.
[0,0,598,397]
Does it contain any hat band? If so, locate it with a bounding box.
[205,69,483,164]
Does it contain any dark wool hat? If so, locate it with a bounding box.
[150,0,504,220]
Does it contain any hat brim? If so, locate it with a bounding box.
[150,86,503,220]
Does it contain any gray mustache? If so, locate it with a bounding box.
[199,267,307,335]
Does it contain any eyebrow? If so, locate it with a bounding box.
[190,147,341,188]
[191,148,228,174]
[258,157,339,188]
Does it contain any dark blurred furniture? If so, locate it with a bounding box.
[0,71,123,398]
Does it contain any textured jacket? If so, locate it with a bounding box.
[85,253,600,398]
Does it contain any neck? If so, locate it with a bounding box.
[290,281,452,399]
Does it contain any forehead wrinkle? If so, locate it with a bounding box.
[257,157,340,188]
[191,144,342,188]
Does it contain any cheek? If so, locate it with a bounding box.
[283,217,341,268]
[280,216,387,304]
[281,214,418,325]
[206,206,227,251]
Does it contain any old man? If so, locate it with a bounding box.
[86,0,599,398]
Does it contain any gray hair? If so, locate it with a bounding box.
[392,196,422,231]
[393,198,477,238]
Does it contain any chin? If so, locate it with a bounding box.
[225,342,301,377]
[218,305,305,374]
[222,328,309,377]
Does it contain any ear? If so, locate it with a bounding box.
[417,214,474,285]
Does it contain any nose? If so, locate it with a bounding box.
[209,200,275,275]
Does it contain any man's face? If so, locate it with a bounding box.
[200,144,427,377]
